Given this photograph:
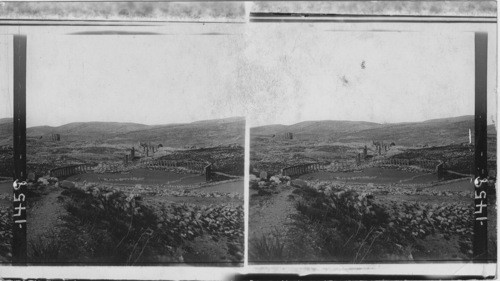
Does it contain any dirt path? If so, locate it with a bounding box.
[27,186,68,245]
[249,185,297,240]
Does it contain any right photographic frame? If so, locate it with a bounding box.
[247,1,497,264]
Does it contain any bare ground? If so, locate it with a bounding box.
[27,185,68,254]
[249,185,296,240]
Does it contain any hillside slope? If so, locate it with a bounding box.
[251,116,492,146]
[0,117,245,148]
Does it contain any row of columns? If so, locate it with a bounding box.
[379,158,438,167]
[50,164,93,178]
[144,160,207,174]
[282,163,322,177]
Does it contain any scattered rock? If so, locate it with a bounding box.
[280,176,291,182]
[270,176,281,184]
[48,177,59,184]
[37,177,49,186]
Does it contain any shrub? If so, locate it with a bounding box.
[249,231,286,262]
[289,185,393,262]
[0,207,12,261]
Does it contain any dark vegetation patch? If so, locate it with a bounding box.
[0,207,12,262]
[79,146,123,155]
[393,144,483,175]
[0,147,13,177]
[159,146,244,176]
[314,145,353,153]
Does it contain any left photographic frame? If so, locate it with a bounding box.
[0,25,246,266]
[0,35,15,264]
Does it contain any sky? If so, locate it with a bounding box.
[0,23,497,127]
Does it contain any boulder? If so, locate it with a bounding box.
[249,174,258,182]
[291,179,308,188]
[59,180,75,189]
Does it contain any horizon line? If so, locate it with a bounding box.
[251,114,478,128]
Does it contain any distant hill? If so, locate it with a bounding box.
[0,117,245,148]
[27,122,150,137]
[252,120,380,137]
[0,118,12,125]
[113,117,245,147]
[0,118,13,145]
[252,115,496,146]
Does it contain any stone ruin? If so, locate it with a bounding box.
[372,140,392,155]
[123,147,137,165]
[50,134,61,141]
[273,132,293,140]
[139,142,162,157]
[436,162,445,180]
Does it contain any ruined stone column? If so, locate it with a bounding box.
[436,162,444,180]
[205,165,212,181]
